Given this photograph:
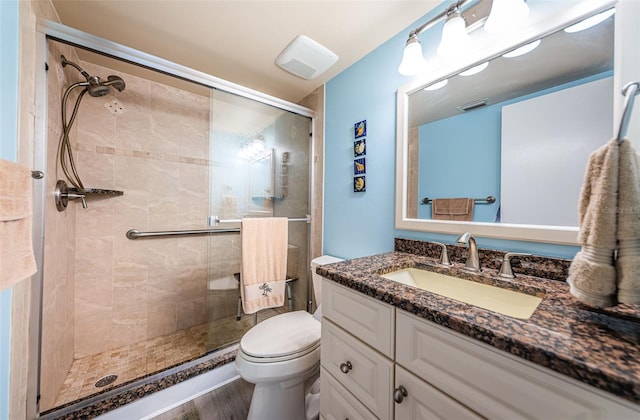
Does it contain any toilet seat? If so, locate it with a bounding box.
[239,311,320,363]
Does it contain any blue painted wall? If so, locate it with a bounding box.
[324,2,583,260]
[418,106,501,222]
[0,1,20,418]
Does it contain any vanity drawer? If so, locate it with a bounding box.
[396,311,640,419]
[321,318,393,419]
[320,366,377,420]
[322,279,395,358]
[395,365,481,420]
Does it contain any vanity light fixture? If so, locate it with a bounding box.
[484,0,530,34]
[564,8,615,33]
[424,79,449,91]
[398,0,530,76]
[437,6,473,58]
[502,39,540,58]
[459,61,489,76]
[398,33,428,76]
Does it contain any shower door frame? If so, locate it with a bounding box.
[31,18,316,418]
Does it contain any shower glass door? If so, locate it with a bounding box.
[204,89,312,352]
[40,38,312,413]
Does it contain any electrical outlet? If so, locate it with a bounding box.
[104,99,126,116]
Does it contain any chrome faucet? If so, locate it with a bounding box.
[456,232,480,272]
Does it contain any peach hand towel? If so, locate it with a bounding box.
[432,198,474,221]
[1,159,37,291]
[240,217,288,314]
[616,139,640,305]
[568,138,618,307]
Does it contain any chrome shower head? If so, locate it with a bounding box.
[105,75,126,92]
[61,55,126,96]
[86,76,111,97]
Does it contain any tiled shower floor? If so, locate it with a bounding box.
[53,308,285,409]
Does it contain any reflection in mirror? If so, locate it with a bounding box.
[405,11,614,228]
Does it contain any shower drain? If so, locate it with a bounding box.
[95,374,118,388]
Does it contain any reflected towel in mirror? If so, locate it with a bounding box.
[432,198,474,221]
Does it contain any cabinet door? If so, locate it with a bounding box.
[322,279,395,358]
[395,365,482,420]
[320,367,377,420]
[321,318,393,419]
[396,311,640,419]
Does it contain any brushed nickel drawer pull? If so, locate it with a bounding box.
[394,385,408,403]
[339,361,353,373]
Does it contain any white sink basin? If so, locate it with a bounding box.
[381,268,542,320]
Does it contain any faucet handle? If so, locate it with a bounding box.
[499,252,530,278]
[429,241,452,266]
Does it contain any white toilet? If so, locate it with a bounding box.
[235,255,343,420]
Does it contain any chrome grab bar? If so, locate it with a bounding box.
[126,215,311,239]
[126,228,239,239]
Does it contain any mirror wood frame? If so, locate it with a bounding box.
[395,0,632,245]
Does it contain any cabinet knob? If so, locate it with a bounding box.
[394,385,408,403]
[339,361,353,374]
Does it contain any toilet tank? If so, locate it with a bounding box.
[310,255,344,307]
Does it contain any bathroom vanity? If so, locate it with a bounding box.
[318,251,640,419]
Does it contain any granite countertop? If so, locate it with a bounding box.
[316,251,640,405]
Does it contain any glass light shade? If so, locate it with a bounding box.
[398,35,427,76]
[502,39,541,58]
[437,13,472,59]
[424,79,448,91]
[459,62,489,76]
[484,0,530,34]
[564,9,614,33]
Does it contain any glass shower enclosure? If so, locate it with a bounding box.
[37,33,313,414]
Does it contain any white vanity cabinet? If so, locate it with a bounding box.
[320,279,640,420]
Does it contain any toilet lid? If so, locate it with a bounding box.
[240,311,320,359]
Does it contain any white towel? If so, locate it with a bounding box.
[568,138,618,307]
[0,159,37,291]
[240,217,288,314]
[615,139,640,304]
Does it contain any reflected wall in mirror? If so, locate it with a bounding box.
[406,11,614,227]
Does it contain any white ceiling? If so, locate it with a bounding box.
[51,0,441,103]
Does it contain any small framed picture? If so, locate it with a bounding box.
[354,139,366,157]
[354,120,367,139]
[354,158,366,175]
[354,176,366,192]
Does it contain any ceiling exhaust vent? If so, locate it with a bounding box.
[276,35,338,80]
[457,98,489,112]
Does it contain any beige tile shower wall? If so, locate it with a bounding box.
[73,61,211,357]
[39,40,80,412]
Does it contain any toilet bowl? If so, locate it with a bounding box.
[235,255,343,420]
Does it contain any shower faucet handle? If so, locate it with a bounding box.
[66,191,87,208]
[54,179,87,211]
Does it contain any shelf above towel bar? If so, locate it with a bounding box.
[421,195,496,205]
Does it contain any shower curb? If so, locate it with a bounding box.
[39,347,237,420]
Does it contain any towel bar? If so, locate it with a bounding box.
[421,195,496,205]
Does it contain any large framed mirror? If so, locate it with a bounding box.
[395,0,627,245]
